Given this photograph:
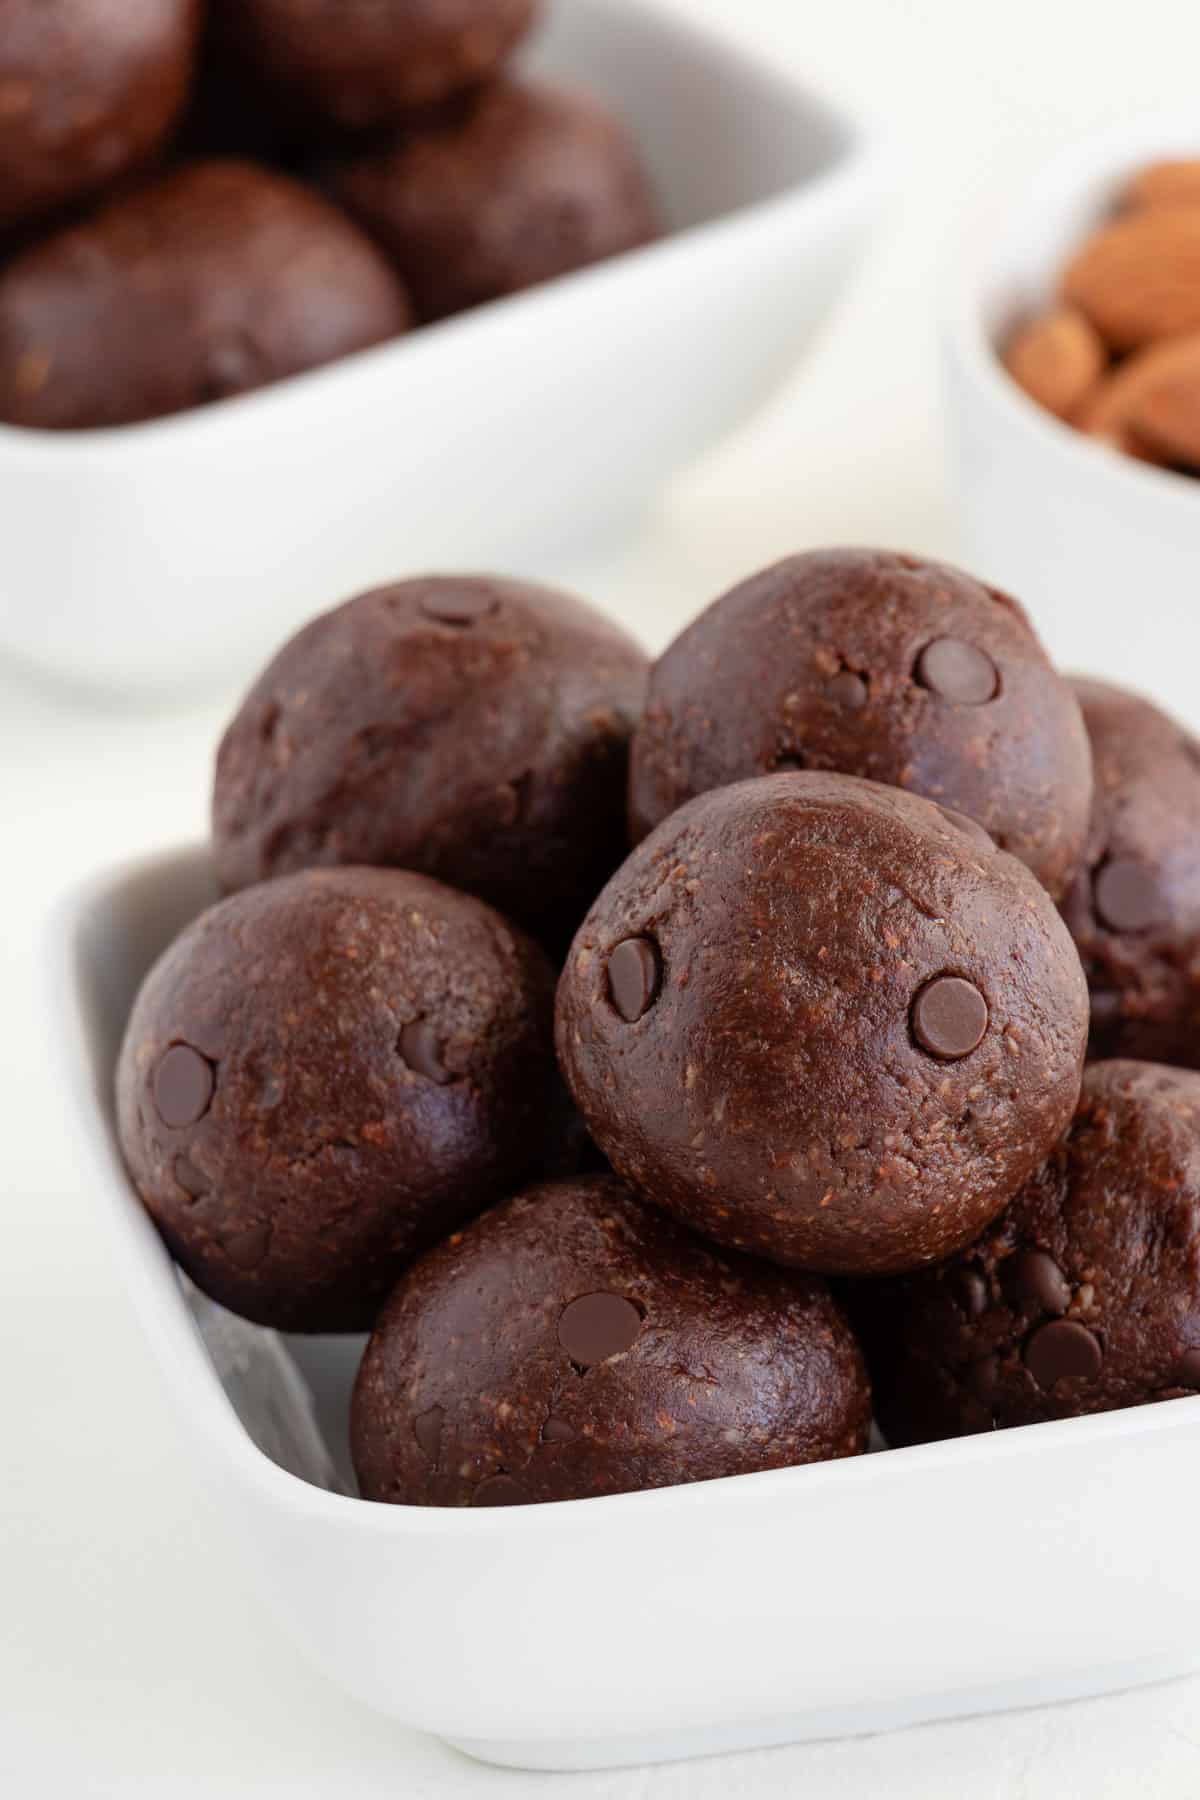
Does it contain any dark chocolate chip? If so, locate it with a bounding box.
[472,1474,529,1506]
[153,1045,215,1128]
[936,805,996,852]
[540,1416,576,1444]
[1093,858,1165,934]
[608,937,661,1023]
[965,1354,999,1401]
[916,638,999,705]
[413,1405,445,1462]
[827,670,868,709]
[398,1021,451,1084]
[1174,1349,1200,1390]
[558,1292,642,1367]
[1023,1319,1103,1389]
[911,976,989,1060]
[419,589,498,625]
[1000,1249,1071,1317]
[953,1267,989,1316]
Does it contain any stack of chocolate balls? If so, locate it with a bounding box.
[117,551,1200,1508]
[0,0,659,429]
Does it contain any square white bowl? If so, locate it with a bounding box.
[50,843,1200,1772]
[0,0,884,698]
[943,113,1200,724]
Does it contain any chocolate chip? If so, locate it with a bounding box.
[953,1267,989,1316]
[153,1045,214,1128]
[1173,1349,1200,1389]
[936,805,995,852]
[911,976,989,1060]
[558,1292,643,1367]
[1023,1319,1103,1389]
[965,1354,998,1401]
[172,1155,209,1199]
[472,1474,529,1506]
[916,638,998,705]
[398,1021,451,1084]
[1094,858,1165,934]
[418,589,498,625]
[1000,1249,1071,1317]
[608,937,661,1022]
[540,1416,576,1444]
[827,670,868,709]
[413,1405,445,1462]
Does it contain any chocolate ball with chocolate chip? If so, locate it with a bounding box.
[630,550,1093,902]
[214,0,539,133]
[116,865,559,1332]
[557,772,1089,1277]
[329,80,661,323]
[868,1060,1200,1443]
[351,1176,871,1506]
[1061,679,1200,1066]
[212,577,648,950]
[0,0,203,233]
[0,160,411,430]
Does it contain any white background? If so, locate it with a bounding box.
[6,0,1200,1792]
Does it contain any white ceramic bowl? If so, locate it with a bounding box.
[0,0,884,698]
[944,114,1200,725]
[51,843,1200,1772]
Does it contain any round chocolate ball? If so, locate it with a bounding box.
[868,1060,1200,1443]
[1061,679,1200,1066]
[212,577,648,949]
[330,80,661,322]
[116,866,559,1331]
[0,159,411,429]
[630,550,1093,903]
[214,0,539,132]
[0,0,202,233]
[351,1175,871,1505]
[557,772,1089,1277]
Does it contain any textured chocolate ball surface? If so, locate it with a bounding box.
[0,0,202,232]
[557,773,1089,1276]
[214,0,539,131]
[868,1060,1200,1443]
[331,80,661,322]
[1061,679,1200,1066]
[117,866,558,1331]
[0,159,410,428]
[212,577,648,948]
[630,550,1092,902]
[351,1176,871,1506]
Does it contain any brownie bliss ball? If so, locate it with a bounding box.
[212,577,648,949]
[557,773,1089,1277]
[870,1061,1200,1444]
[330,80,661,322]
[0,0,202,233]
[117,866,558,1332]
[351,1176,871,1506]
[630,549,1093,903]
[1061,679,1200,1066]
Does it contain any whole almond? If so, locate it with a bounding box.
[1002,306,1106,419]
[1080,331,1200,467]
[1124,158,1200,212]
[1061,205,1200,350]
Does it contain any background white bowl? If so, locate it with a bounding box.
[0,0,884,698]
[944,114,1200,726]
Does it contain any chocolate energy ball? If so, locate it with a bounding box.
[330,80,661,323]
[557,773,1089,1277]
[0,0,202,233]
[630,550,1093,903]
[351,1176,871,1506]
[214,0,539,133]
[0,159,411,429]
[116,866,559,1332]
[212,577,648,949]
[868,1061,1200,1444]
[1061,679,1200,1066]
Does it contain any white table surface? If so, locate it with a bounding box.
[7,0,1200,1792]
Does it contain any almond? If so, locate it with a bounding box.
[1123,158,1200,212]
[1079,330,1200,467]
[1061,205,1200,350]
[1002,306,1106,419]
